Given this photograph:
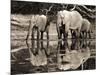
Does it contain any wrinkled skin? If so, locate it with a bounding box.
[80,18,92,39]
[57,10,83,39]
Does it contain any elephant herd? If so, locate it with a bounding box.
[26,10,92,43]
[57,10,92,40]
[25,9,93,68]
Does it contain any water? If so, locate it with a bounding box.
[11,39,96,74]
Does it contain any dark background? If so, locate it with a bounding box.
[11,1,95,15]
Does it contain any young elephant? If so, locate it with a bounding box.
[80,18,92,39]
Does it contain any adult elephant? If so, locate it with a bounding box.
[80,18,92,39]
[29,15,50,40]
[26,14,51,54]
[56,10,83,39]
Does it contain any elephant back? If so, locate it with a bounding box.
[81,18,91,32]
[69,11,83,30]
[36,15,47,32]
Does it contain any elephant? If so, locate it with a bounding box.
[80,18,92,39]
[26,14,50,54]
[56,10,83,39]
[29,15,50,40]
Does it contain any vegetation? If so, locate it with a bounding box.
[11,1,96,20]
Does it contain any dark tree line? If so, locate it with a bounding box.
[11,0,96,20]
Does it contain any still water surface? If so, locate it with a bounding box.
[11,39,96,74]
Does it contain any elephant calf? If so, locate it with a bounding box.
[80,18,92,39]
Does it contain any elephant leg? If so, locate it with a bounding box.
[70,29,73,39]
[77,29,80,38]
[31,27,36,54]
[63,32,68,40]
[58,31,61,39]
[73,30,77,39]
[71,39,76,50]
[77,31,80,39]
[82,31,84,39]
[63,30,66,40]
[31,38,35,53]
[41,31,43,40]
[66,32,68,39]
[41,40,43,48]
[45,24,50,40]
[37,28,40,40]
[77,39,80,50]
[59,26,62,39]
[72,30,77,39]
[80,31,82,39]
[31,40,35,55]
[47,39,49,48]
[32,40,38,55]
[32,27,36,40]
[83,32,85,39]
[56,24,60,39]
[46,31,49,40]
[85,32,88,39]
[35,40,40,55]
[88,31,91,39]
[61,25,66,40]
[46,39,50,56]
[57,31,60,39]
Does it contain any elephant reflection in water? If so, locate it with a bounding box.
[71,39,91,50]
[28,40,49,66]
[70,39,80,50]
[57,39,90,70]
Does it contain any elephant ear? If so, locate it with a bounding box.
[65,21,70,33]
